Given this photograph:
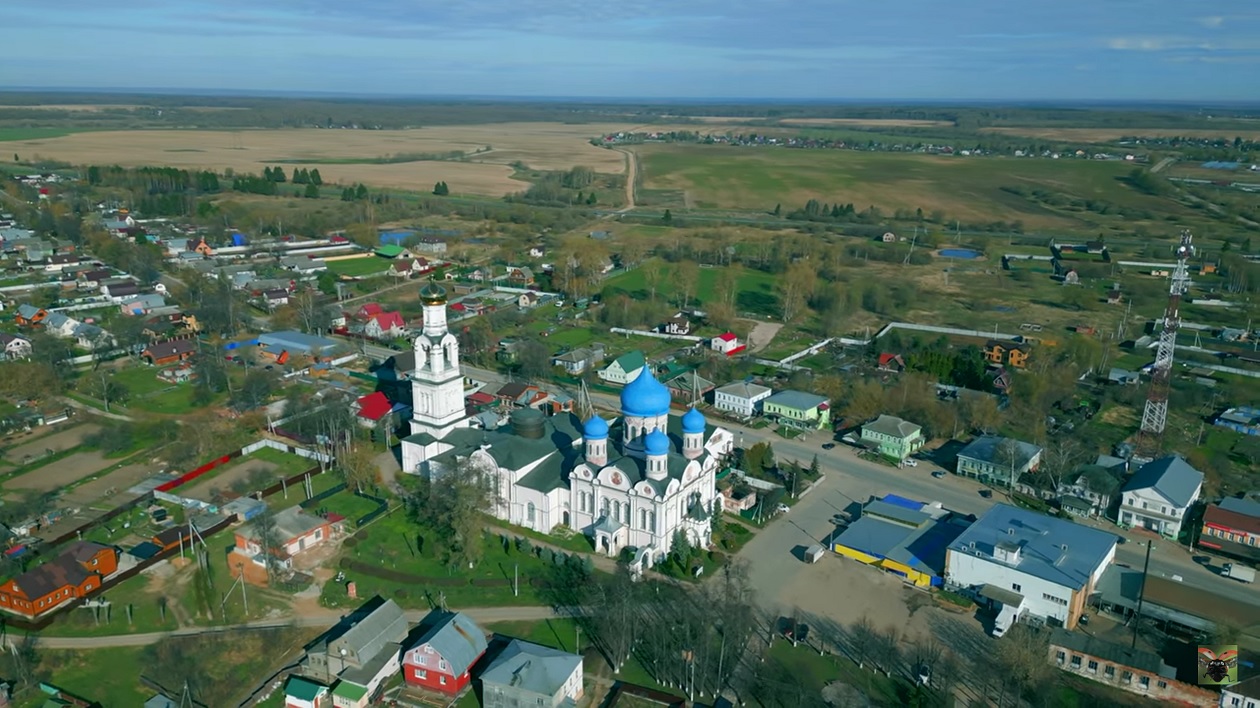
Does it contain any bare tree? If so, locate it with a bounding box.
[404,456,500,570]
[642,259,669,304]
[777,261,815,323]
[848,615,879,670]
[1039,437,1085,495]
[249,504,281,585]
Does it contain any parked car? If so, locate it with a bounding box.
[775,503,790,514]
[979,489,993,498]
[931,470,945,479]
[821,442,836,450]
[902,459,918,467]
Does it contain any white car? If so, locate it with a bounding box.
[775,503,790,514]
[903,459,918,467]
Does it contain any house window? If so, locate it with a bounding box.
[419,656,427,665]
[1104,666,1115,678]
[1121,671,1132,683]
[1055,651,1065,663]
[1012,583,1022,592]
[1138,676,1149,689]
[1157,680,1167,689]
[1069,655,1081,668]
[440,676,447,686]
[1087,660,1098,673]
[439,660,448,671]
[425,646,433,654]
[640,509,648,529]
[415,669,427,680]
[315,529,322,541]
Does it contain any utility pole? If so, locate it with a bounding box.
[1131,540,1154,650]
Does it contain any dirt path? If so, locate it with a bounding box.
[600,148,637,220]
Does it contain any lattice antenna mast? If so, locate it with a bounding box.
[1138,230,1194,455]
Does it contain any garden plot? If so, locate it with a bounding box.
[63,462,165,508]
[4,450,113,494]
[0,424,100,465]
[180,458,279,504]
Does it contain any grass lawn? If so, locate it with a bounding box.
[602,260,780,316]
[484,617,585,654]
[490,518,596,555]
[249,445,319,477]
[329,256,392,277]
[106,365,174,397]
[268,470,345,511]
[39,569,181,637]
[37,647,149,707]
[636,144,1198,230]
[767,640,915,707]
[319,489,385,525]
[321,511,572,610]
[546,326,598,348]
[180,539,293,626]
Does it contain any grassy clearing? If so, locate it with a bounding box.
[249,445,318,477]
[636,144,1195,230]
[328,256,392,277]
[484,617,585,653]
[602,260,780,315]
[37,647,149,707]
[0,127,81,141]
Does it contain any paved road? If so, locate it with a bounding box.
[14,605,564,649]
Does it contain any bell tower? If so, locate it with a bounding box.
[409,279,469,439]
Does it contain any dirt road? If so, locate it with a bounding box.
[18,605,568,649]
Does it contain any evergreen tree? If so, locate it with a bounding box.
[310,168,323,186]
[433,181,449,196]
[87,166,101,185]
[272,166,286,183]
[575,191,584,204]
[662,209,673,225]
[304,183,320,199]
[292,168,307,184]
[355,183,369,200]
[586,192,597,205]
[773,203,781,216]
[341,187,355,202]
[263,166,274,181]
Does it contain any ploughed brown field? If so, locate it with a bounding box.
[4,122,717,195]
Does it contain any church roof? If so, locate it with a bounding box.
[620,368,672,417]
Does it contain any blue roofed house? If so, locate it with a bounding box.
[481,639,584,708]
[1117,455,1203,538]
[945,504,1119,636]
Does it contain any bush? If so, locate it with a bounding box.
[338,557,352,569]
[342,538,357,548]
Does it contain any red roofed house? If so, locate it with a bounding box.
[364,311,406,340]
[877,353,906,372]
[1199,496,1260,564]
[402,610,488,695]
[0,541,118,618]
[711,332,746,356]
[467,391,497,409]
[353,391,395,428]
[355,303,384,320]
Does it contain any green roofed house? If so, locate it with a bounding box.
[763,390,831,430]
[860,415,925,461]
[285,675,329,708]
[599,350,646,385]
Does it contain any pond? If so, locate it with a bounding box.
[939,248,982,259]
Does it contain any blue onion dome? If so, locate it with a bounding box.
[620,370,672,417]
[645,429,670,456]
[682,407,706,434]
[583,416,609,440]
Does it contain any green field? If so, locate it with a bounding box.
[328,256,392,277]
[602,260,780,315]
[636,144,1199,230]
[0,127,81,142]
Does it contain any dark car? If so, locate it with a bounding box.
[979,489,993,498]
[822,442,836,450]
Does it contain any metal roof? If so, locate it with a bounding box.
[1122,455,1203,508]
[715,381,771,399]
[957,435,1042,467]
[481,639,581,698]
[764,390,828,411]
[410,611,488,676]
[863,415,922,439]
[948,503,1118,591]
[1048,628,1176,677]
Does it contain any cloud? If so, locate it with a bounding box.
[1107,37,1173,51]
[1199,15,1225,28]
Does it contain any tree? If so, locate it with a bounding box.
[271,166,286,183]
[675,260,700,309]
[773,203,781,216]
[309,168,323,186]
[841,379,884,425]
[515,338,552,382]
[304,183,320,199]
[641,259,669,303]
[405,457,500,570]
[961,394,1002,434]
[355,183,369,200]
[662,209,673,225]
[339,443,380,492]
[777,260,815,323]
[82,370,129,413]
[1037,437,1085,494]
[249,503,282,584]
[433,181,449,196]
[993,437,1025,489]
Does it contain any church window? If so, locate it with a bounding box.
[640,509,647,529]
[650,511,657,533]
[527,502,536,523]
[601,497,610,517]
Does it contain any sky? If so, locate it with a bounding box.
[1,1,1258,101]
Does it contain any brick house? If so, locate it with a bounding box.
[1047,628,1215,705]
[984,340,1030,368]
[1198,496,1260,564]
[364,311,405,340]
[402,611,488,695]
[142,338,198,366]
[0,541,118,618]
[234,507,334,565]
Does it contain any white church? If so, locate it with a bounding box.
[400,280,735,566]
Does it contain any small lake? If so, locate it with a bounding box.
[939,248,982,259]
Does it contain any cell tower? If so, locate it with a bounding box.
[1137,230,1194,458]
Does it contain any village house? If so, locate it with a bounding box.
[955,435,1043,487]
[877,353,906,372]
[763,390,831,430]
[480,639,584,708]
[353,391,396,429]
[284,676,330,708]
[43,253,79,273]
[185,237,214,257]
[364,311,406,340]
[467,267,492,282]
[414,236,448,254]
[517,291,540,309]
[664,370,715,404]
[599,350,646,385]
[551,345,605,375]
[119,293,167,316]
[42,312,80,339]
[374,244,413,260]
[0,541,118,619]
[494,382,547,409]
[1117,455,1203,538]
[663,315,692,336]
[302,597,409,686]
[984,340,1030,368]
[859,415,925,462]
[257,331,343,364]
[262,289,290,310]
[74,323,113,351]
[402,611,488,695]
[1047,629,1213,705]
[79,268,113,287]
[506,266,534,286]
[945,504,1117,636]
[0,333,32,359]
[233,507,334,570]
[1056,464,1123,519]
[713,381,773,418]
[281,256,327,275]
[1222,675,1260,708]
[142,338,198,366]
[14,304,47,327]
[1199,496,1260,565]
[710,332,745,356]
[102,281,142,301]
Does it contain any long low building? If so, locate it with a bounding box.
[1092,565,1260,641]
[832,495,971,588]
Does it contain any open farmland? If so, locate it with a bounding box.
[0,424,100,464]
[672,116,954,128]
[636,144,1198,229]
[981,126,1260,142]
[1,122,718,195]
[4,450,113,494]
